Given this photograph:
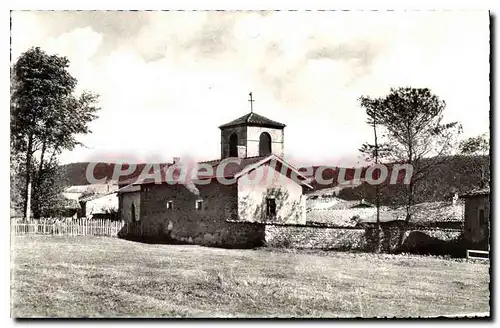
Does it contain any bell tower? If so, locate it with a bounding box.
[219,93,286,159]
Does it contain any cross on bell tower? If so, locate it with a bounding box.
[218,93,286,159]
[248,92,254,113]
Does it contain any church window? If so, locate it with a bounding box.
[259,132,272,156]
[266,198,276,217]
[195,199,203,211]
[229,133,238,157]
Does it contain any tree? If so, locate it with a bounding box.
[459,133,490,188]
[31,158,69,218]
[10,149,25,217]
[359,87,462,245]
[459,133,489,156]
[359,97,392,253]
[11,47,100,221]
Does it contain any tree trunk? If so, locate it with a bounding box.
[33,140,47,220]
[22,134,33,222]
[375,186,381,253]
[373,119,381,253]
[399,178,413,247]
[398,142,414,248]
[479,166,485,188]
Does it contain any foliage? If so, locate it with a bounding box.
[10,47,100,220]
[31,159,70,218]
[338,155,489,205]
[10,150,26,216]
[459,133,489,156]
[358,94,388,253]
[458,133,490,188]
[357,87,462,230]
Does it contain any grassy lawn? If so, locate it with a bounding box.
[11,235,490,318]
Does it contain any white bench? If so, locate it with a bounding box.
[466,249,489,260]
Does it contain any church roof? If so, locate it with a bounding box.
[219,112,286,129]
[118,154,312,188]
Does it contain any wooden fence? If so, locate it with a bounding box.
[11,218,126,237]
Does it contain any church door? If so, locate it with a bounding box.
[259,132,272,156]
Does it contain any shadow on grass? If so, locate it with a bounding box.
[118,226,263,250]
[397,231,467,258]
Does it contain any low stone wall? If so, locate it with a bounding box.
[365,226,464,256]
[120,221,265,248]
[264,224,368,250]
[263,223,464,256]
[220,222,266,248]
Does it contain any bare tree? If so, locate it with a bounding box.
[359,97,391,253]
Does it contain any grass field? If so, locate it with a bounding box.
[11,235,490,318]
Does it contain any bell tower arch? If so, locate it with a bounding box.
[218,94,286,159]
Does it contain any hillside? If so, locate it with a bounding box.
[61,162,171,186]
[60,155,489,205]
[336,155,489,206]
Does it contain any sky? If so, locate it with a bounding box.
[10,10,490,167]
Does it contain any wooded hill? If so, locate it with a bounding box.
[60,155,488,206]
[334,155,489,206]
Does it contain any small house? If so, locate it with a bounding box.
[460,187,490,251]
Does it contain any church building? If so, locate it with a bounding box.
[117,96,311,247]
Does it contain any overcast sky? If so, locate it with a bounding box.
[11,10,490,166]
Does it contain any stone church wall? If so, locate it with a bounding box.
[128,180,264,248]
[220,126,247,159]
[237,163,306,225]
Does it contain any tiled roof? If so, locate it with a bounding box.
[306,187,339,197]
[79,190,118,203]
[132,155,310,187]
[219,112,286,129]
[460,187,490,198]
[117,163,171,185]
[306,207,376,227]
[307,196,374,211]
[306,209,361,227]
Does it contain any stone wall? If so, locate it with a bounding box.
[264,224,368,250]
[262,223,463,256]
[119,191,141,223]
[365,226,464,256]
[237,163,306,225]
[220,126,247,159]
[463,194,489,249]
[126,180,264,248]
